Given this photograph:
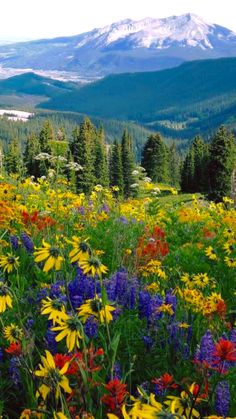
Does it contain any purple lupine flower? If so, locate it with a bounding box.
[139,291,152,321]
[78,206,86,215]
[165,290,177,316]
[143,335,153,349]
[9,357,21,385]
[50,280,65,299]
[10,235,19,250]
[84,316,98,338]
[0,348,3,362]
[37,287,48,303]
[112,362,121,379]
[119,216,128,224]
[25,319,34,330]
[106,269,138,309]
[21,232,34,253]
[230,328,236,345]
[195,330,215,365]
[215,381,230,416]
[45,329,57,354]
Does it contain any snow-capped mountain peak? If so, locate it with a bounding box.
[75,13,236,51]
[1,13,236,78]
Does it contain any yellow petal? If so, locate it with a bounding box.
[43,256,55,272]
[55,328,68,342]
[45,350,55,369]
[60,376,72,394]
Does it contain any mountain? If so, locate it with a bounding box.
[39,57,236,139]
[1,14,236,78]
[0,72,77,96]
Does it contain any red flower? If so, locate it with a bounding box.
[214,339,236,363]
[101,378,128,414]
[152,372,177,390]
[216,300,227,319]
[5,341,22,356]
[54,353,80,375]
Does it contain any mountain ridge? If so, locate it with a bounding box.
[1,13,236,78]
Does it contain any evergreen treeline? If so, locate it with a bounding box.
[2,116,235,201]
[181,126,236,201]
[2,117,138,196]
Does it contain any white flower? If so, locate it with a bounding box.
[130,183,139,188]
[65,162,83,171]
[35,153,52,161]
[132,170,139,176]
[144,177,152,183]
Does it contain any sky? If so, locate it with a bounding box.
[1,0,236,41]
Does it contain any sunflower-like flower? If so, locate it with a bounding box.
[224,256,236,268]
[78,295,115,324]
[0,282,12,313]
[165,382,201,418]
[205,246,218,261]
[52,313,83,352]
[0,253,19,273]
[41,297,68,324]
[35,350,72,400]
[34,240,63,272]
[79,255,108,277]
[4,323,23,343]
[68,236,91,263]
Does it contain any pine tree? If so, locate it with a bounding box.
[141,133,169,183]
[71,118,96,193]
[93,128,109,186]
[208,126,236,201]
[23,133,41,178]
[168,142,181,187]
[121,129,135,197]
[39,120,53,153]
[192,136,208,192]
[181,147,195,192]
[109,140,124,194]
[4,138,24,175]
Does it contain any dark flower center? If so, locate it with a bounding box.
[49,248,60,258]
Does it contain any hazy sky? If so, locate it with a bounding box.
[1,0,236,41]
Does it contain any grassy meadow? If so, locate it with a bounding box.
[0,174,236,418]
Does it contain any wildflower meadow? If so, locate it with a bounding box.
[1,174,236,418]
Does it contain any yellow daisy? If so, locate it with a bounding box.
[0,282,12,313]
[35,350,72,400]
[4,323,23,343]
[79,256,108,277]
[51,313,83,352]
[34,240,63,272]
[78,295,115,324]
[0,253,19,273]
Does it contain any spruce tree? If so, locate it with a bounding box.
[192,136,208,192]
[181,147,195,192]
[71,118,96,193]
[168,142,181,187]
[121,129,135,197]
[23,133,41,178]
[109,140,124,194]
[94,128,109,186]
[141,133,169,183]
[208,126,236,201]
[39,120,53,153]
[4,138,24,175]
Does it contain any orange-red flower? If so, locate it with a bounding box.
[5,341,22,356]
[152,372,177,391]
[214,338,236,363]
[101,378,128,414]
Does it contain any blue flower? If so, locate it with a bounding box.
[21,232,34,253]
[215,381,230,416]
